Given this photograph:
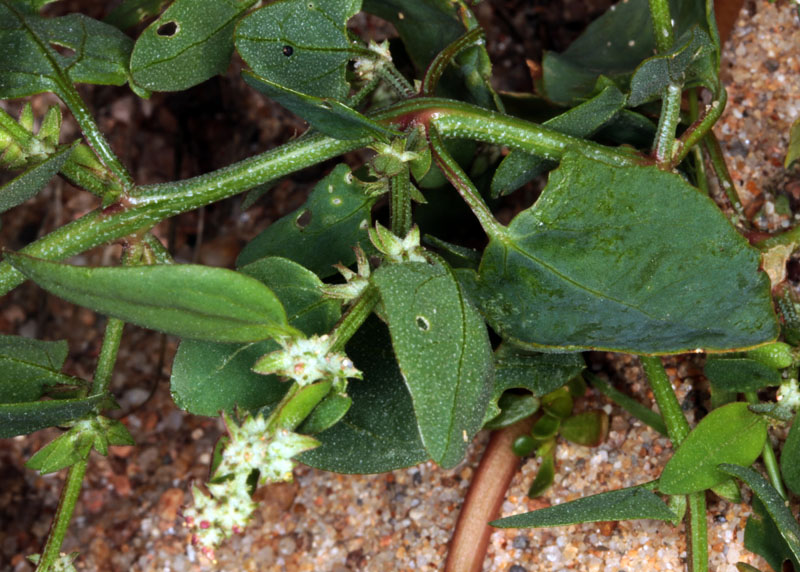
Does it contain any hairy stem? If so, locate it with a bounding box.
[91,318,123,398]
[687,491,708,572]
[653,83,683,167]
[648,0,675,53]
[674,87,727,166]
[329,285,380,353]
[640,356,690,444]
[390,166,412,237]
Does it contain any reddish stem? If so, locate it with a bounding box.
[445,417,534,572]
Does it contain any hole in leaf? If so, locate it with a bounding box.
[295,209,312,229]
[157,21,179,37]
[282,45,294,57]
[416,316,430,331]
[50,43,75,58]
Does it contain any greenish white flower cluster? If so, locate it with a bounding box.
[778,378,800,411]
[184,413,318,559]
[27,552,78,572]
[369,223,427,264]
[252,334,362,387]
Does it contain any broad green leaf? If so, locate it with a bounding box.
[241,71,400,140]
[483,343,584,425]
[780,412,800,496]
[6,253,296,343]
[0,394,104,438]
[744,496,796,572]
[0,2,133,98]
[0,143,73,214]
[659,403,767,494]
[235,0,360,100]
[104,0,169,30]
[371,260,493,468]
[0,335,70,403]
[531,415,560,440]
[491,83,626,197]
[299,317,429,473]
[560,411,609,446]
[237,164,375,278]
[541,0,715,105]
[476,151,778,354]
[704,358,782,392]
[492,484,675,528]
[722,464,800,569]
[171,257,340,416]
[787,118,800,169]
[130,0,258,92]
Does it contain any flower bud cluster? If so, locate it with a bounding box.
[368,223,427,263]
[252,334,362,387]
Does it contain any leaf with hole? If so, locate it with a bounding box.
[171,257,340,416]
[237,164,375,278]
[475,151,778,354]
[130,0,258,92]
[298,317,429,473]
[658,403,767,494]
[0,1,133,98]
[6,253,297,343]
[371,260,493,469]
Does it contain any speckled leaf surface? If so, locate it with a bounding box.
[780,412,800,496]
[0,335,68,403]
[0,1,133,98]
[0,394,104,438]
[130,0,257,91]
[744,496,797,572]
[372,260,493,469]
[237,164,375,278]
[171,257,340,416]
[0,143,73,214]
[299,318,428,473]
[659,403,767,494]
[704,357,782,392]
[6,254,296,343]
[491,485,675,528]
[235,0,360,100]
[476,151,778,354]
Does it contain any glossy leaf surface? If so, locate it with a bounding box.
[237,164,375,278]
[476,152,778,354]
[130,0,257,91]
[0,335,69,403]
[659,403,767,494]
[492,484,675,528]
[171,257,340,416]
[372,260,493,468]
[0,394,104,438]
[704,357,782,392]
[236,0,360,100]
[0,1,132,98]
[7,254,296,343]
[299,318,429,473]
[0,143,73,214]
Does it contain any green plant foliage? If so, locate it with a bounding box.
[104,0,169,30]
[130,0,258,92]
[786,118,800,169]
[585,372,668,436]
[0,143,74,214]
[476,151,778,354]
[704,358,783,392]
[237,164,375,277]
[722,464,800,569]
[744,497,796,572]
[0,335,68,403]
[527,442,556,498]
[780,413,800,496]
[171,257,340,416]
[299,318,428,473]
[372,260,493,468]
[0,394,105,438]
[298,393,352,434]
[235,0,360,100]
[560,411,609,446]
[659,403,767,494]
[0,1,133,98]
[492,484,675,528]
[6,254,297,343]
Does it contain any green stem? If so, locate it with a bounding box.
[745,391,788,499]
[421,27,484,96]
[428,123,503,239]
[35,458,88,572]
[0,106,36,143]
[673,87,727,166]
[653,83,683,167]
[703,132,747,226]
[329,285,380,353]
[585,372,668,436]
[648,0,675,53]
[640,356,690,444]
[687,89,709,195]
[390,166,412,237]
[91,318,123,397]
[687,491,708,572]
[378,61,417,99]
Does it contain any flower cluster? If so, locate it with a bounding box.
[323,245,371,302]
[368,223,427,264]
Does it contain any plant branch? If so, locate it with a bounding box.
[390,166,412,237]
[329,285,380,353]
[648,0,675,53]
[744,391,787,499]
[653,83,683,167]
[687,491,708,572]
[640,356,690,445]
[35,458,88,572]
[673,87,727,166]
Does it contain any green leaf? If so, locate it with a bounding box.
[780,412,800,496]
[560,411,609,446]
[130,0,258,92]
[721,464,800,569]
[0,143,73,214]
[527,443,556,498]
[482,392,539,430]
[0,2,133,98]
[585,372,668,436]
[298,317,429,473]
[0,335,71,403]
[236,0,359,101]
[704,358,782,392]
[298,393,352,434]
[476,151,778,354]
[371,260,493,468]
[491,83,627,197]
[6,253,296,343]
[104,0,169,30]
[171,257,340,416]
[492,484,675,528]
[744,496,795,572]
[786,118,800,169]
[0,394,104,438]
[237,164,375,278]
[659,403,767,494]
[241,71,400,141]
